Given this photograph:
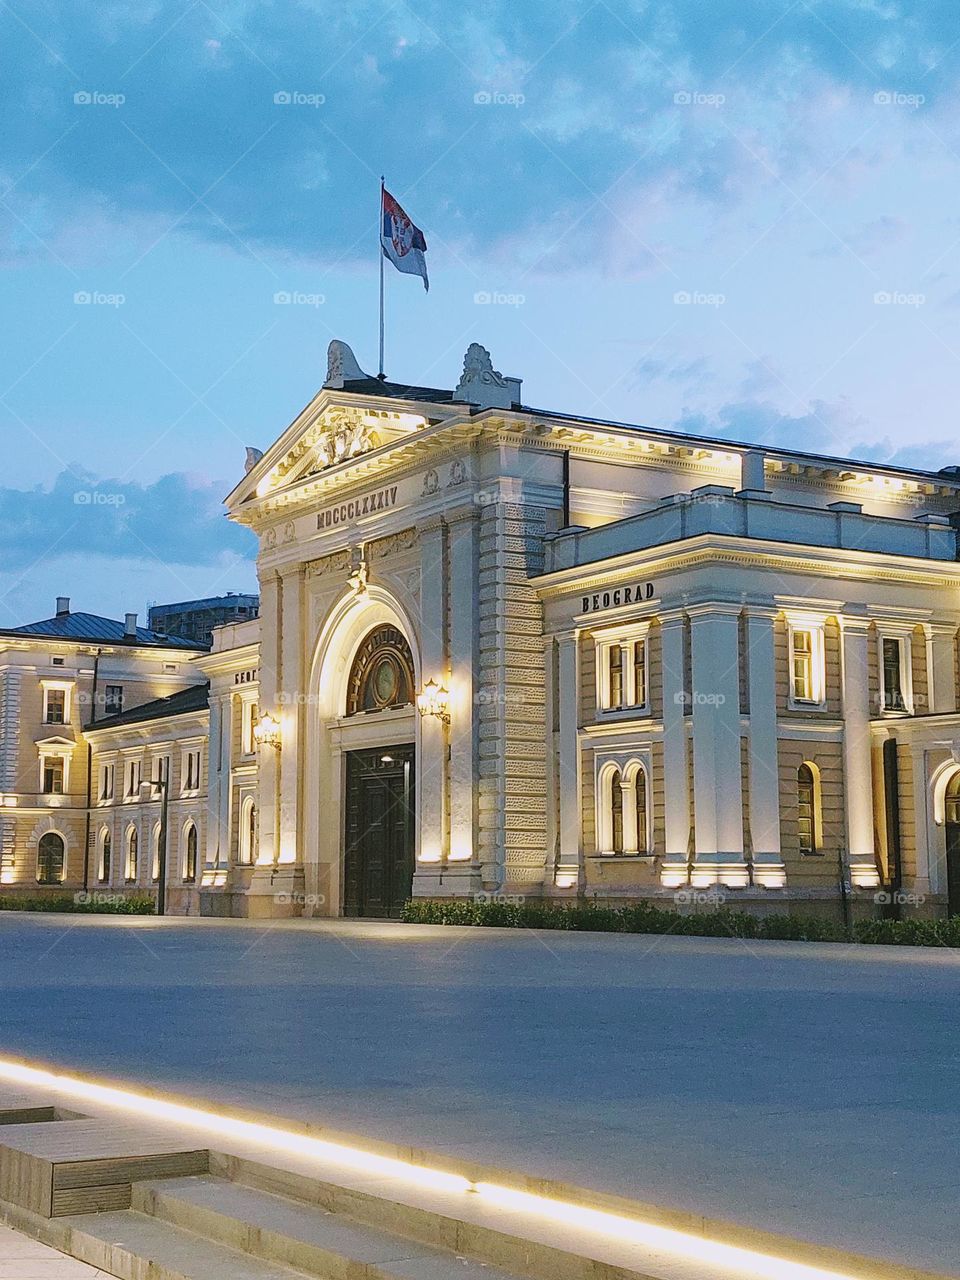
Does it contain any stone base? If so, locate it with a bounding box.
[412,864,483,899]
[243,865,306,918]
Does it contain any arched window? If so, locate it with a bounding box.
[125,827,138,882]
[183,823,198,883]
[611,774,623,853]
[37,833,65,885]
[98,831,111,884]
[797,762,822,854]
[151,825,161,882]
[629,765,649,855]
[238,796,257,865]
[945,770,960,825]
[345,625,415,716]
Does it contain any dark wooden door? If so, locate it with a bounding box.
[343,745,415,918]
[947,822,960,918]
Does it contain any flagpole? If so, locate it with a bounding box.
[378,175,385,379]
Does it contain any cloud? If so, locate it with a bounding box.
[0,469,254,572]
[3,1,959,272]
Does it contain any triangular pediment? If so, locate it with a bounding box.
[226,390,459,514]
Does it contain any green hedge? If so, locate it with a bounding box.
[0,895,156,915]
[401,898,960,947]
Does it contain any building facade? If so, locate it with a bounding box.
[4,339,960,920]
[148,593,259,647]
[0,601,207,895]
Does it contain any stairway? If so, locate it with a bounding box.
[59,1174,532,1280]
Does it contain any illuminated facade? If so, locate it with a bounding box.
[4,338,960,919]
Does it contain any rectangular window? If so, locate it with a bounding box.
[44,688,66,724]
[608,646,623,709]
[791,629,814,702]
[633,641,647,709]
[104,685,124,716]
[126,759,141,797]
[241,701,258,755]
[100,763,114,801]
[182,750,201,793]
[42,757,64,795]
[882,637,906,712]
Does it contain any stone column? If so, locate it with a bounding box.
[659,611,690,886]
[841,611,880,888]
[278,566,305,866]
[745,607,785,887]
[926,622,958,714]
[446,510,480,891]
[415,521,448,884]
[688,604,747,887]
[205,693,222,869]
[556,631,581,888]
[254,570,279,870]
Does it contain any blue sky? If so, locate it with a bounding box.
[3,0,960,624]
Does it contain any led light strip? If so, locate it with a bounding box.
[0,1058,874,1280]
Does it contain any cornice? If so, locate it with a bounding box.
[532,533,960,599]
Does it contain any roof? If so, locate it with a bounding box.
[86,682,210,731]
[0,612,208,651]
[340,376,457,404]
[149,595,259,614]
[513,404,960,487]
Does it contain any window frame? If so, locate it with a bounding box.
[877,629,913,716]
[40,679,72,726]
[796,760,824,855]
[103,684,124,717]
[596,624,651,716]
[786,617,827,710]
[36,831,65,885]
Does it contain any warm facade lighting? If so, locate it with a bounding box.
[416,678,450,722]
[253,711,282,749]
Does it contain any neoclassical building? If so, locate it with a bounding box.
[4,338,960,919]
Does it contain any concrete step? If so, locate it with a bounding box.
[135,1175,529,1280]
[50,1208,314,1280]
[216,1151,718,1280]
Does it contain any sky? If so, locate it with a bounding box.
[3,0,960,625]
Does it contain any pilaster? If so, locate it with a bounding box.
[841,609,880,888]
[688,603,748,888]
[745,606,785,888]
[659,611,690,887]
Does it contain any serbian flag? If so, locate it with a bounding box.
[381,186,429,291]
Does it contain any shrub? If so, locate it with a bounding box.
[0,894,155,915]
[402,897,958,947]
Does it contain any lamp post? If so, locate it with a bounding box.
[143,773,169,916]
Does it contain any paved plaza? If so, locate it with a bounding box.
[0,915,957,1275]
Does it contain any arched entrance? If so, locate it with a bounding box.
[305,590,421,919]
[945,771,960,917]
[342,625,416,917]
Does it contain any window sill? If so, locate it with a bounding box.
[787,701,828,713]
[589,853,656,862]
[597,706,650,720]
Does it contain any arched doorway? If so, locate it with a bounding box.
[342,624,416,917]
[945,771,960,917]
